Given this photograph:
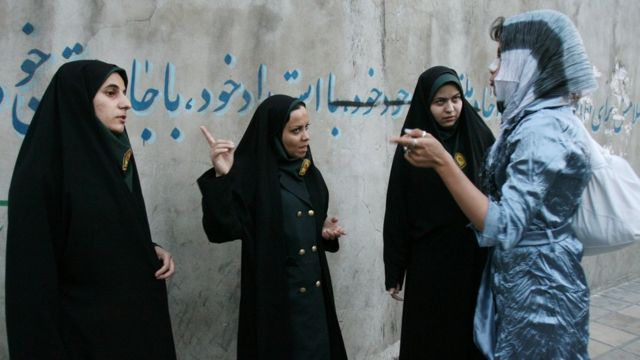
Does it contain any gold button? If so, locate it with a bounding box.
[298,249,306,256]
[296,211,302,217]
[308,210,315,216]
[311,245,317,252]
[315,281,321,288]
[299,287,306,293]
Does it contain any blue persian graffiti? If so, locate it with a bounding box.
[15,48,51,87]
[127,52,417,143]
[4,21,640,145]
[7,22,86,137]
[575,96,640,134]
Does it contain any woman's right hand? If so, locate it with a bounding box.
[389,284,403,301]
[390,128,452,170]
[200,126,235,177]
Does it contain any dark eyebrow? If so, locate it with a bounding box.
[102,84,127,94]
[289,122,309,128]
[433,92,461,101]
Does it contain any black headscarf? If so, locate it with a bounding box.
[230,95,328,231]
[6,60,175,358]
[383,66,496,289]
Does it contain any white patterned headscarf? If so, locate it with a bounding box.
[484,10,599,197]
[494,9,598,125]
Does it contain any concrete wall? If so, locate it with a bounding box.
[0,0,639,358]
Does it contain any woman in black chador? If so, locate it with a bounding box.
[198,94,348,359]
[6,60,176,359]
[384,66,495,359]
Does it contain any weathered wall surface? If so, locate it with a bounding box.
[0,1,638,358]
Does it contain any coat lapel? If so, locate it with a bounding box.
[279,173,313,208]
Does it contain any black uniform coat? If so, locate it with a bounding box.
[198,95,347,359]
[280,161,331,359]
[383,67,495,359]
[6,60,176,359]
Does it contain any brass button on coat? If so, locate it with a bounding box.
[299,287,307,293]
[311,245,317,252]
[308,210,315,216]
[315,281,321,288]
[298,249,306,256]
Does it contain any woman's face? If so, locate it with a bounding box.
[430,84,462,128]
[489,45,506,112]
[281,106,310,159]
[489,46,501,91]
[93,72,131,134]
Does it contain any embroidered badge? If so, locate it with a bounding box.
[122,149,133,172]
[454,152,467,169]
[299,159,311,176]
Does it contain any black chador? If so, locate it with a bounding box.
[6,60,176,359]
[384,66,495,359]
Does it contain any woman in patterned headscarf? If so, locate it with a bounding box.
[392,10,596,359]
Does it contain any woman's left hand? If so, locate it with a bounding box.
[322,217,346,240]
[154,246,176,280]
[390,128,451,169]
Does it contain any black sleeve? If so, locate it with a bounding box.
[322,237,340,253]
[383,148,410,290]
[197,168,246,243]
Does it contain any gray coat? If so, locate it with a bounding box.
[474,105,592,359]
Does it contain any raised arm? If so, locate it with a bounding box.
[198,126,245,243]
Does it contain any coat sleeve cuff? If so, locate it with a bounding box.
[471,200,501,247]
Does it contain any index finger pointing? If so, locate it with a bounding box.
[200,126,217,146]
[403,128,427,138]
[390,136,414,147]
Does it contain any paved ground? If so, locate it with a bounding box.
[375,277,640,359]
[589,277,640,359]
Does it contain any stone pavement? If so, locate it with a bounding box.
[589,277,640,359]
[374,277,640,360]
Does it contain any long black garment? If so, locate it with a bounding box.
[280,164,331,360]
[383,66,495,359]
[198,95,347,360]
[6,60,176,359]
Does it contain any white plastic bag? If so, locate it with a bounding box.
[572,126,640,256]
